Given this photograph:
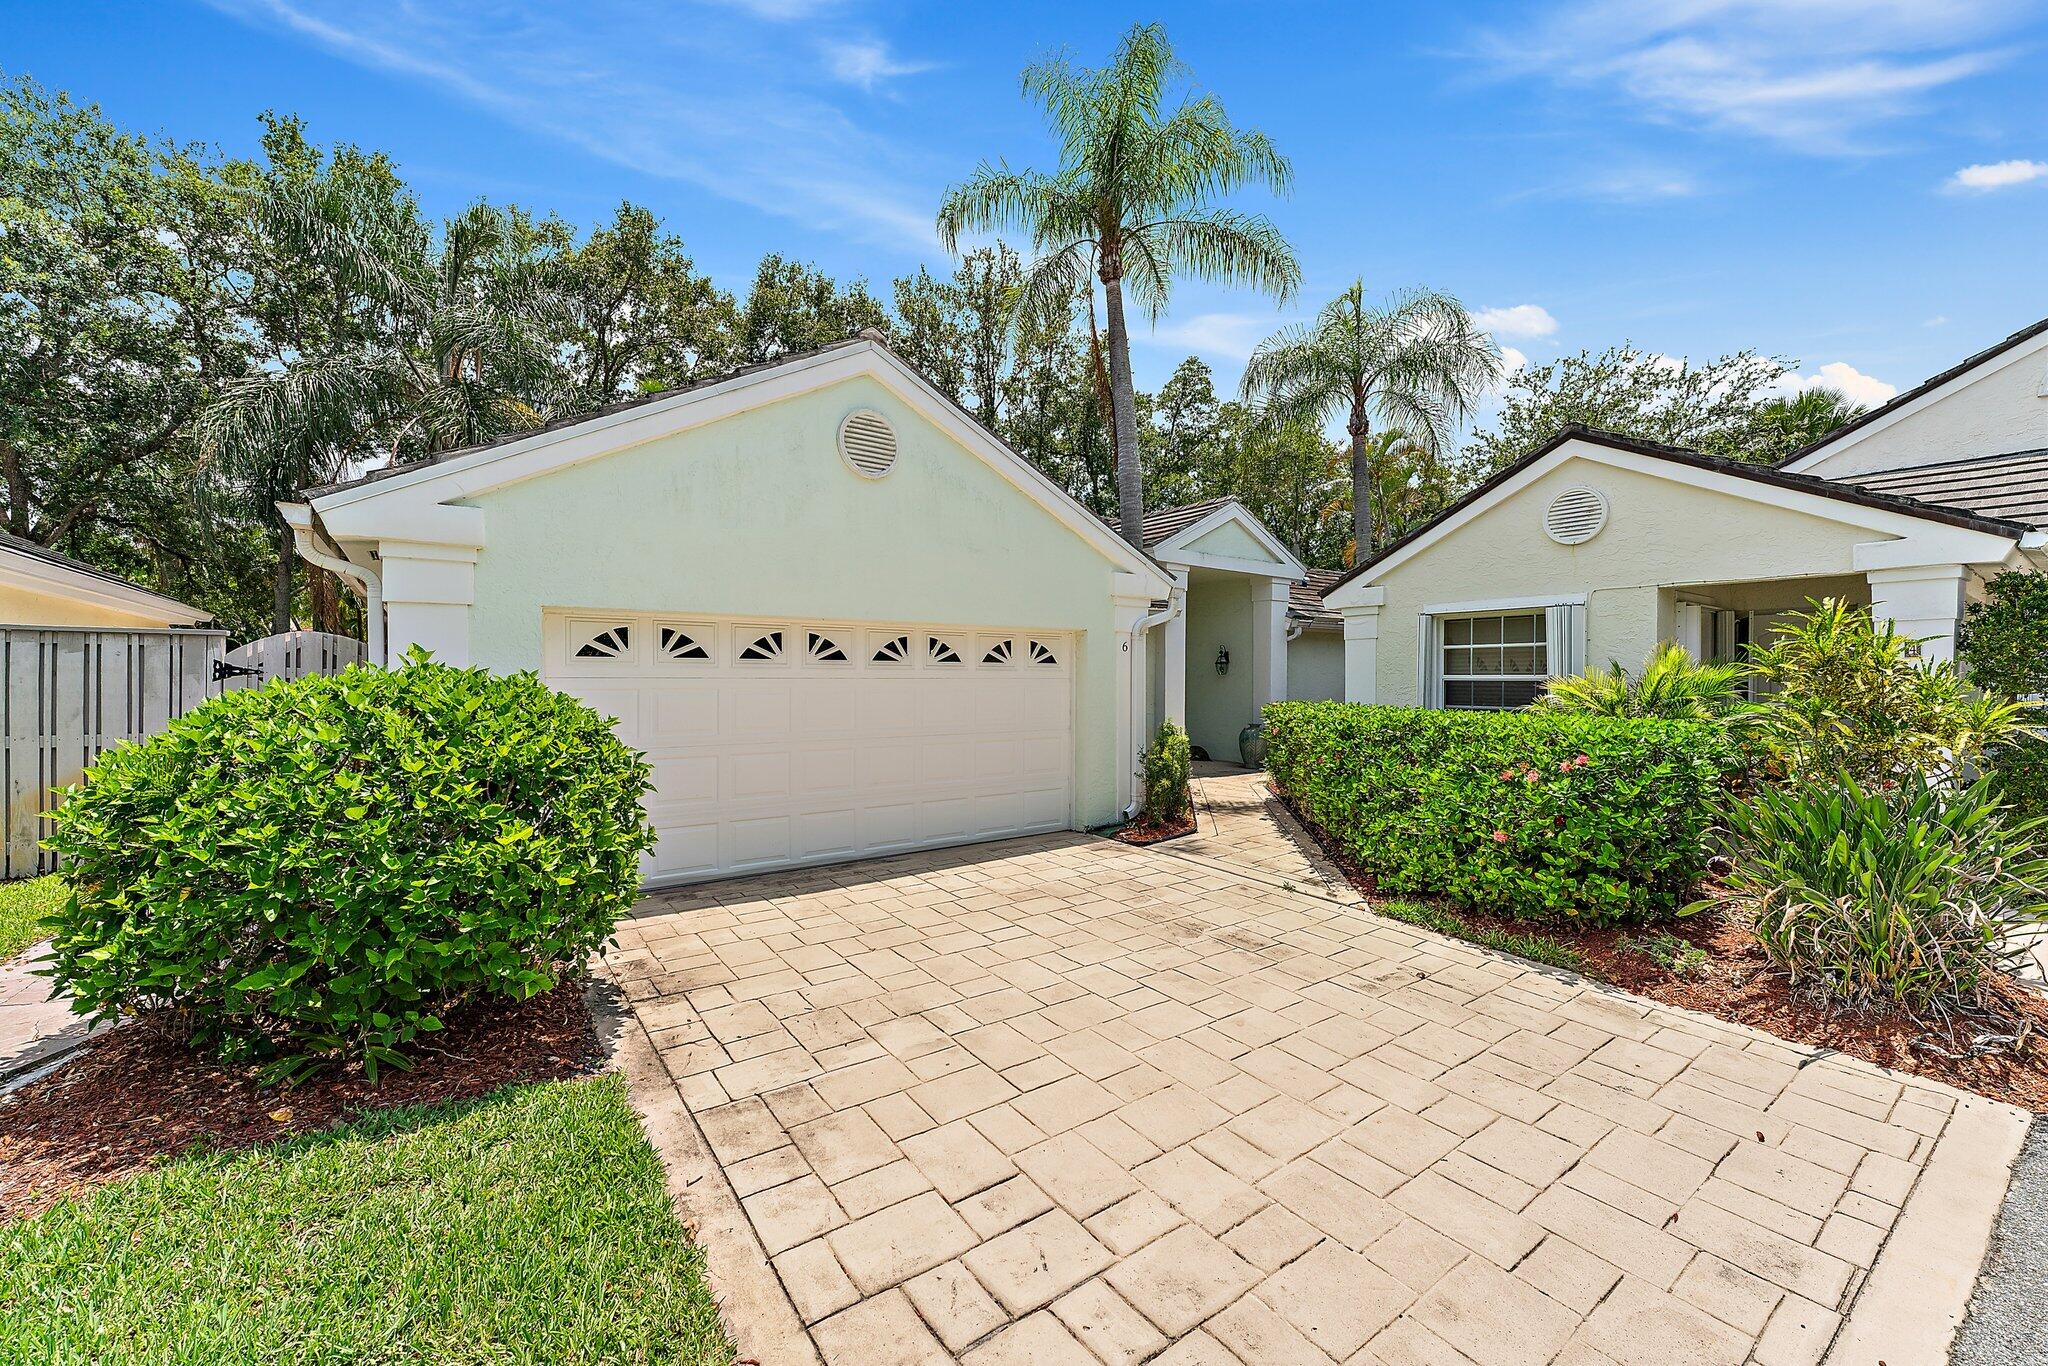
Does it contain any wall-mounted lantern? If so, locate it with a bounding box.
[1215,648,1230,675]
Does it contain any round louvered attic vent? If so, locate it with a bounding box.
[838,409,898,479]
[1543,486,1608,545]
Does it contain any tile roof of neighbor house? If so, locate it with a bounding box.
[1290,569,1343,625]
[1139,498,1232,547]
[0,530,205,615]
[1838,449,2048,530]
[1321,424,2036,598]
[1780,314,2048,466]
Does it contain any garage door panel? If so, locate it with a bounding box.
[546,612,1073,886]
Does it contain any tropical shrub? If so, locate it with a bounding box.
[43,653,655,1080]
[1140,721,1192,826]
[1746,597,2032,784]
[1538,642,1750,721]
[1957,569,2048,700]
[1987,739,2048,824]
[1718,773,2048,1013]
[1263,701,1729,924]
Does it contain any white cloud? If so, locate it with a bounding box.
[1139,312,1288,362]
[1946,158,2048,191]
[1471,1,2026,152]
[824,39,935,92]
[1925,315,1950,327]
[204,0,941,250]
[1472,304,1558,339]
[702,0,846,17]
[1773,361,1898,408]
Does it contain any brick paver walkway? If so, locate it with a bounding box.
[611,826,2009,1365]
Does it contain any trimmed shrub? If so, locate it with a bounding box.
[1720,773,2048,1013]
[1140,721,1192,826]
[43,654,655,1080]
[1989,738,2048,825]
[1263,701,1729,924]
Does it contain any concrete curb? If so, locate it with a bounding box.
[1824,1093,2031,1365]
[590,976,822,1366]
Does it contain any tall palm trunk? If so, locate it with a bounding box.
[1348,393,1373,566]
[1100,265,1145,547]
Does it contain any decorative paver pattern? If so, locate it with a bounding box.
[611,809,2001,1364]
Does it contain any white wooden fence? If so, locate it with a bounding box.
[2,627,367,878]
[2,627,227,878]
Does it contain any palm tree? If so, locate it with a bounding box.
[1539,642,1752,721]
[1757,385,1865,458]
[937,23,1298,546]
[1241,283,1499,562]
[202,186,563,631]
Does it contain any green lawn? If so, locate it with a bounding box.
[1,1074,736,1365]
[0,876,64,963]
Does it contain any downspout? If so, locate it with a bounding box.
[1124,589,1183,821]
[279,503,385,666]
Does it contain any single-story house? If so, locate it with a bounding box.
[0,531,209,629]
[1323,316,2048,707]
[283,334,1341,886]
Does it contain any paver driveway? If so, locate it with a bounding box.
[608,785,2018,1366]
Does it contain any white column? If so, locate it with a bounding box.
[1867,564,1969,664]
[1163,580,1188,729]
[1111,593,1151,817]
[1340,588,1385,703]
[1251,578,1289,713]
[379,541,479,667]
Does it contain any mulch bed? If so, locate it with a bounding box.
[1276,789,2048,1113]
[1115,814,1198,846]
[0,981,605,1222]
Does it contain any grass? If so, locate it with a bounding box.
[1373,898,1586,973]
[1621,930,1710,979]
[0,1074,735,1366]
[0,876,64,963]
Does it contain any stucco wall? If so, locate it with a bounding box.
[1185,574,1253,761]
[1185,520,1277,562]
[463,374,1134,826]
[1368,454,1896,705]
[1798,343,2048,478]
[1286,628,1345,702]
[0,582,176,628]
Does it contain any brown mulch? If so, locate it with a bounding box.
[1277,791,2048,1113]
[1115,814,1198,846]
[0,982,606,1221]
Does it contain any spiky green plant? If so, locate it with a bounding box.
[936,22,1298,547]
[1539,642,1751,722]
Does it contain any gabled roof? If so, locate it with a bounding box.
[0,531,210,625]
[1780,314,2048,470]
[1322,425,2031,600]
[1838,448,2048,530]
[1289,569,1343,626]
[302,333,1175,594]
[1141,499,1232,547]
[1141,498,1308,580]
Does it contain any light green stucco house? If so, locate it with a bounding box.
[282,335,1342,887]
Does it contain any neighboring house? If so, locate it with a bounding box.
[1324,317,2048,708]
[283,335,1351,886]
[0,531,210,629]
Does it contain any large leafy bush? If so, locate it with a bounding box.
[1746,597,2030,784]
[1719,773,2048,1013]
[1264,701,1729,924]
[1538,642,1750,721]
[44,655,654,1080]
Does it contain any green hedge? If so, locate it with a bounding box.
[43,655,655,1080]
[1263,701,1730,924]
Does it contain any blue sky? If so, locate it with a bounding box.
[14,0,2048,414]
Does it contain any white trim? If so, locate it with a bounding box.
[0,548,208,625]
[1784,324,2048,473]
[309,340,1174,599]
[1148,499,1307,580]
[1324,436,2020,604]
[1422,593,1585,615]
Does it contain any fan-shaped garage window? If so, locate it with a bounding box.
[871,634,912,665]
[806,631,849,664]
[838,410,898,479]
[982,639,1015,665]
[1028,640,1060,667]
[574,624,632,660]
[658,625,710,662]
[927,635,963,665]
[738,630,786,663]
[1543,487,1608,545]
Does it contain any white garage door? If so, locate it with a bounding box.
[544,612,1075,885]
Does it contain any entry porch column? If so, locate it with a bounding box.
[1866,564,1969,664]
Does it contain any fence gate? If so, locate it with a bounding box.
[214,630,367,691]
[2,627,229,879]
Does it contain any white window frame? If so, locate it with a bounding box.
[1419,596,1586,710]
